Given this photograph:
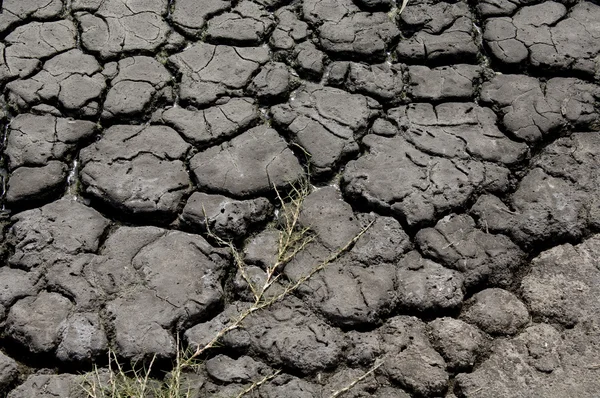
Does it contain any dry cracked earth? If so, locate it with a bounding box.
[0,0,599,397]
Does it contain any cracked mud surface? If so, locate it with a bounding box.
[0,0,599,397]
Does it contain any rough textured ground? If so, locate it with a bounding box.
[0,0,599,397]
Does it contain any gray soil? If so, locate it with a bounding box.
[0,0,599,397]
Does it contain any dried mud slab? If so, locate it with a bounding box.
[256,375,320,397]
[152,97,260,148]
[293,41,327,79]
[318,12,400,60]
[428,317,489,372]
[95,227,229,361]
[6,373,87,398]
[6,291,75,355]
[4,114,96,206]
[6,49,106,117]
[0,20,77,83]
[170,0,232,36]
[5,162,68,207]
[186,297,345,374]
[270,7,311,53]
[8,199,110,271]
[5,199,230,362]
[247,62,295,102]
[0,352,18,393]
[407,64,481,102]
[80,124,191,219]
[480,75,600,143]
[190,125,304,197]
[396,0,479,65]
[475,0,571,17]
[319,367,414,397]
[343,102,523,226]
[272,83,379,175]
[390,103,529,165]
[74,0,172,59]
[342,132,505,226]
[5,114,95,171]
[273,187,413,326]
[325,61,404,104]
[1,0,600,395]
[205,354,269,384]
[180,192,273,239]
[0,0,64,34]
[397,250,465,313]
[460,288,530,336]
[472,132,600,247]
[416,213,526,289]
[205,1,275,46]
[285,240,400,327]
[347,316,451,395]
[168,42,269,106]
[456,235,600,397]
[522,235,600,327]
[5,199,109,358]
[281,187,464,325]
[303,0,400,60]
[483,1,600,77]
[102,56,173,119]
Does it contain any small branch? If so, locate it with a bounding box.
[328,360,384,398]
[398,0,409,14]
[442,240,459,250]
[186,205,374,366]
[499,206,519,215]
[259,219,375,311]
[236,370,282,398]
[81,177,377,397]
[139,354,156,396]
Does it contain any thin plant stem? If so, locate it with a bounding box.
[236,370,282,398]
[328,360,384,398]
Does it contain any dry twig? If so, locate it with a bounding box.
[82,179,374,398]
[328,360,384,398]
[236,370,282,398]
